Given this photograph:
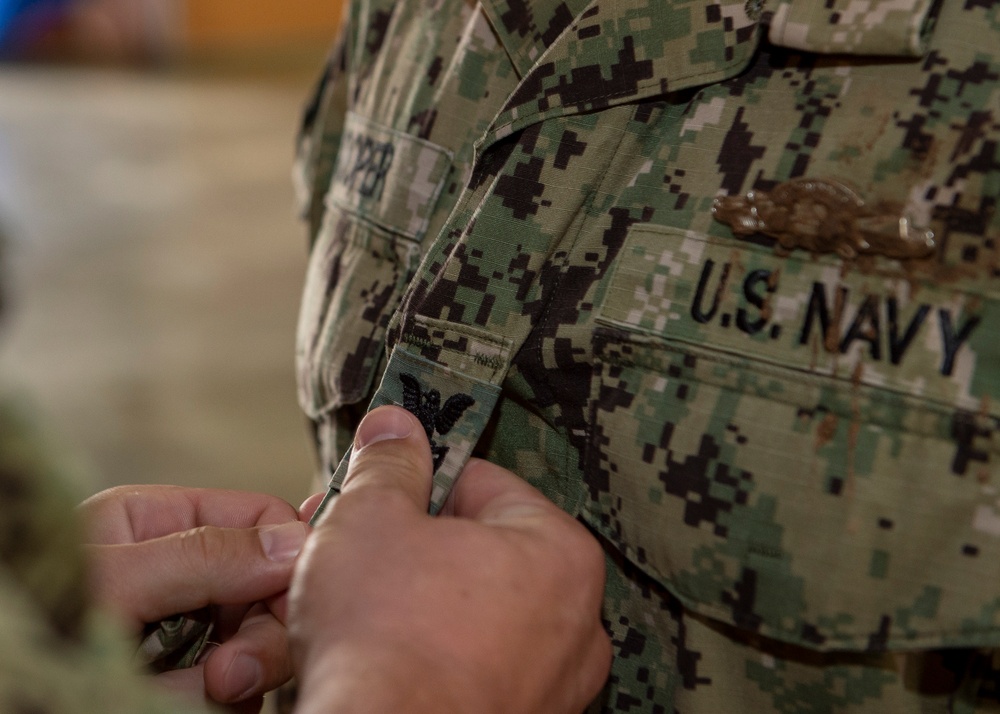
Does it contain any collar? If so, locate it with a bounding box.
[479,0,763,149]
[480,0,596,78]
[477,0,940,151]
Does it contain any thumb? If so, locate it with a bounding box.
[87,520,309,627]
[336,405,435,513]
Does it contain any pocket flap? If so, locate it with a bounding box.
[768,0,939,57]
[583,225,1000,653]
[328,112,453,240]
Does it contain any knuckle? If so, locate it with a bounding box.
[349,450,425,485]
[178,525,227,575]
[333,483,415,518]
[561,522,603,571]
[77,484,130,515]
[558,526,606,603]
[578,531,606,577]
[582,633,614,698]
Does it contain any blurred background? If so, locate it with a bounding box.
[0,0,344,505]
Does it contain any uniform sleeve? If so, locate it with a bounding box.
[0,397,207,714]
[0,568,203,714]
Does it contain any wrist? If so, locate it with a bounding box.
[296,641,481,714]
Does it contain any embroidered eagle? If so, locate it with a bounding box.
[399,373,476,471]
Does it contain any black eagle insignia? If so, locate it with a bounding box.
[399,372,476,472]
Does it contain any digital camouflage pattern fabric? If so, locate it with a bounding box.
[296,0,1000,710]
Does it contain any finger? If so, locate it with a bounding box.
[577,625,614,706]
[334,405,434,513]
[88,521,309,625]
[266,590,289,625]
[222,696,265,714]
[155,663,206,704]
[298,492,325,523]
[156,665,265,714]
[446,458,609,611]
[219,697,265,714]
[445,458,563,524]
[80,485,299,544]
[204,605,293,704]
[213,603,253,642]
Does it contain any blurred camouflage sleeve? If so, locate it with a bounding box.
[0,396,205,714]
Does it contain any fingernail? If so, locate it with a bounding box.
[354,406,414,450]
[226,653,262,701]
[259,521,308,562]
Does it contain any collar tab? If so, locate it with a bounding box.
[481,0,763,149]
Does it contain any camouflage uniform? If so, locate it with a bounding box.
[295,0,1000,711]
[0,396,199,713]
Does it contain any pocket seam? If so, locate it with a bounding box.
[582,326,1000,652]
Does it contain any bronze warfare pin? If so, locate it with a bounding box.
[712,178,936,261]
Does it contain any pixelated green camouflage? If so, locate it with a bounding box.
[0,397,88,643]
[296,0,1000,710]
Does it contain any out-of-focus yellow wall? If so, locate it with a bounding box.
[184,0,344,49]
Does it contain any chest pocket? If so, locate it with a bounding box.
[296,112,453,418]
[583,224,1000,653]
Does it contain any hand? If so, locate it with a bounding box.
[79,486,309,712]
[289,406,612,714]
